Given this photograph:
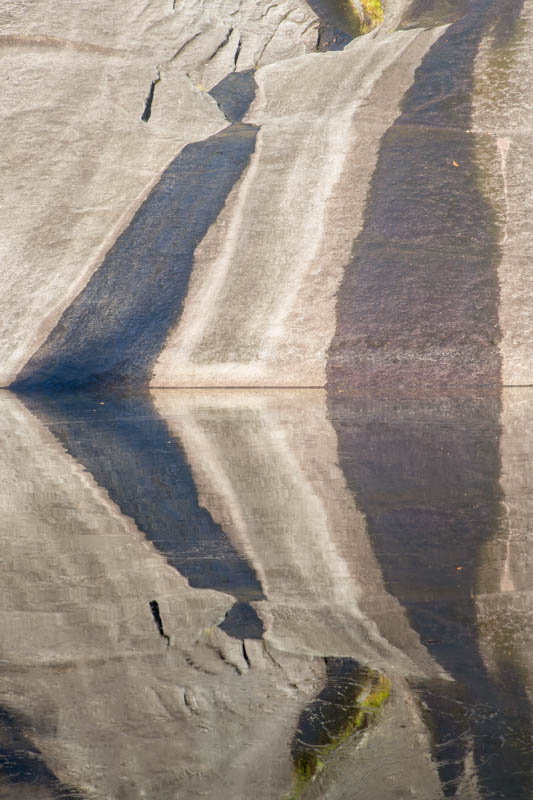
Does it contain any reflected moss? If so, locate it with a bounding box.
[359,0,384,32]
[286,664,390,799]
[306,0,383,38]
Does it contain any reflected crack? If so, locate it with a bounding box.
[149,599,170,646]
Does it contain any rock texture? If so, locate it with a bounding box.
[5,385,533,797]
[1,0,318,388]
[5,0,533,389]
[153,25,442,387]
[472,0,533,386]
[0,388,446,799]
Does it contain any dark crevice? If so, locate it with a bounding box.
[241,640,251,667]
[316,22,352,50]
[215,647,243,676]
[218,600,263,641]
[305,0,361,49]
[141,73,160,122]
[207,27,234,63]
[208,70,257,123]
[149,600,170,645]
[233,37,242,67]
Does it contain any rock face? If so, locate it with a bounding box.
[0,0,318,388]
[4,0,533,389]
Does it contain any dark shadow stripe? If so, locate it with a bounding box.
[400,0,471,28]
[327,0,525,389]
[0,705,83,798]
[19,390,265,638]
[209,70,257,123]
[328,389,533,798]
[14,105,258,390]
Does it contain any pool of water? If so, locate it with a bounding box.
[1,386,532,799]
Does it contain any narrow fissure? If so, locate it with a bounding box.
[149,599,170,645]
[207,27,234,62]
[141,73,161,122]
[234,37,242,67]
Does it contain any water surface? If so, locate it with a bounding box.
[1,387,533,798]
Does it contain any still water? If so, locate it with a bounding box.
[1,387,532,799]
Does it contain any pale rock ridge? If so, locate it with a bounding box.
[476,388,533,698]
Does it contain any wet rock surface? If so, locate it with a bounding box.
[3,0,533,797]
[1,387,533,797]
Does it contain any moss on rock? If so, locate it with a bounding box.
[285,667,391,799]
[359,0,384,32]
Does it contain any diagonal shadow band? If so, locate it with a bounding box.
[14,76,258,391]
[20,390,265,639]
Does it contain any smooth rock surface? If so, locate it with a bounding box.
[4,387,533,797]
[0,0,319,388]
[3,0,533,389]
[473,0,533,385]
[0,387,448,799]
[153,24,443,386]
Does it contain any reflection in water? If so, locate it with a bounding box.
[289,659,390,799]
[1,387,533,797]
[329,390,533,798]
[21,390,265,640]
[0,706,82,799]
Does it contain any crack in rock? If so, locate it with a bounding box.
[141,72,161,122]
[149,599,170,645]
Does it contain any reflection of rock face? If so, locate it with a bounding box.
[4,388,445,799]
[9,384,533,797]
[477,389,533,733]
[0,391,323,799]
[329,389,533,799]
[153,389,441,678]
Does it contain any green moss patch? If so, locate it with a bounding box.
[285,663,391,799]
